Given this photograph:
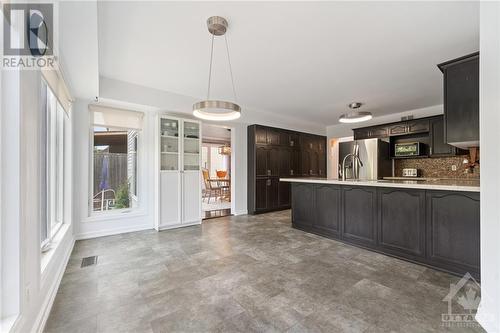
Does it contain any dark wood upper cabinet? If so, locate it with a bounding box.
[369,126,389,138]
[255,147,268,176]
[279,149,291,176]
[255,126,267,144]
[353,125,388,140]
[429,116,465,157]
[266,129,281,146]
[291,150,300,176]
[353,127,371,140]
[388,124,408,136]
[248,125,327,214]
[438,52,479,148]
[355,118,430,140]
[407,119,430,134]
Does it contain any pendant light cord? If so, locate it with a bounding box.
[225,34,238,102]
[207,33,215,100]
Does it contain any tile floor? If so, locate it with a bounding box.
[45,210,485,333]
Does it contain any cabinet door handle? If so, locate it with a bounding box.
[266,179,271,186]
[290,169,294,175]
[267,169,271,176]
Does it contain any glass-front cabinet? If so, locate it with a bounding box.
[183,121,200,171]
[158,116,201,230]
[160,118,179,171]
[160,118,200,171]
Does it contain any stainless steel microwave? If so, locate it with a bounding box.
[394,142,425,157]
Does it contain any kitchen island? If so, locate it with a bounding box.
[281,177,480,279]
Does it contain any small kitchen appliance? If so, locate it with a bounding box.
[394,142,425,157]
[402,168,419,177]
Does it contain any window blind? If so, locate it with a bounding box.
[41,65,73,113]
[90,104,144,130]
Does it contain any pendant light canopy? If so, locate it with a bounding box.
[193,16,241,121]
[339,102,372,123]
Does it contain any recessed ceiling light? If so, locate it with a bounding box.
[339,102,372,123]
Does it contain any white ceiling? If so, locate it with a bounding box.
[97,1,479,126]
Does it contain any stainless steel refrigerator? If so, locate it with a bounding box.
[338,138,392,180]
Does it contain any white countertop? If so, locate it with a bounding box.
[280,177,480,192]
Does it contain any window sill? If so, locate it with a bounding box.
[1,314,19,333]
[83,209,147,223]
[41,222,71,275]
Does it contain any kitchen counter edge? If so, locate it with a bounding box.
[280,177,480,192]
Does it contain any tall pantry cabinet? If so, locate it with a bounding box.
[156,116,202,230]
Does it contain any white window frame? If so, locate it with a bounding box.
[41,79,66,250]
[89,125,141,216]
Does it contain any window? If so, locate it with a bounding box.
[41,79,66,247]
[90,105,143,214]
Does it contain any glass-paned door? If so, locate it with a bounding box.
[160,118,179,170]
[183,121,200,171]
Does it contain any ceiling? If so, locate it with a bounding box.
[97,1,479,126]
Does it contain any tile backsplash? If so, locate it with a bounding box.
[394,156,479,179]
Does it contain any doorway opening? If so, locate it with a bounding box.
[201,124,232,219]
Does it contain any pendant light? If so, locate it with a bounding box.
[218,144,231,155]
[339,102,372,123]
[193,16,241,121]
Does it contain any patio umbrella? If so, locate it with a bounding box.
[99,154,110,190]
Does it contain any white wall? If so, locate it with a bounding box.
[1,69,75,333]
[476,2,500,332]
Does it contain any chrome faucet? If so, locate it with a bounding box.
[341,144,364,181]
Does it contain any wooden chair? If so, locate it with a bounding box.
[202,169,222,203]
[216,170,230,201]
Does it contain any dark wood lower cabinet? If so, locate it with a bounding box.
[314,185,341,237]
[291,183,314,227]
[342,187,377,247]
[426,191,480,277]
[290,183,480,279]
[278,181,291,208]
[378,188,426,259]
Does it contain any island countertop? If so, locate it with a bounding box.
[280,177,480,192]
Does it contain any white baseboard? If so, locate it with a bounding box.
[34,235,75,333]
[75,224,153,240]
[233,210,248,216]
[158,220,201,231]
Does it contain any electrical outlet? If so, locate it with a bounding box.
[451,165,457,171]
